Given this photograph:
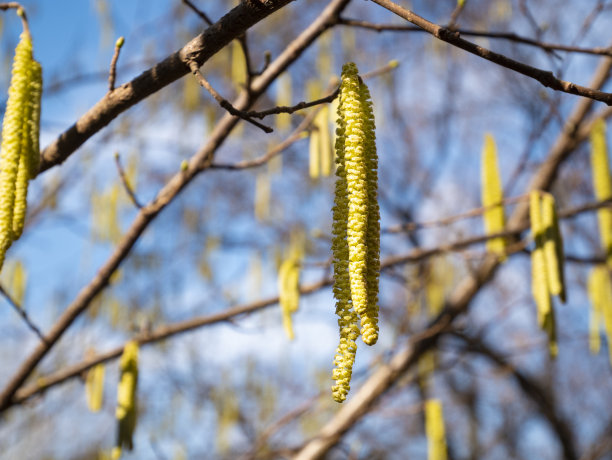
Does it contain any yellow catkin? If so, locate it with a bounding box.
[343,64,373,340]
[230,40,246,91]
[588,265,612,364]
[278,257,300,340]
[530,191,557,358]
[318,106,333,177]
[309,120,321,179]
[0,33,39,268]
[331,67,358,403]
[425,399,448,460]
[275,73,292,132]
[331,63,380,402]
[587,266,605,354]
[254,171,270,221]
[359,80,380,345]
[541,193,566,302]
[590,119,612,268]
[85,363,106,413]
[115,341,139,457]
[481,133,506,260]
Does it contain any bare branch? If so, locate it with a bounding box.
[114,152,142,209]
[339,17,612,58]
[0,2,29,36]
[369,0,612,104]
[188,60,273,133]
[182,0,214,25]
[108,36,124,91]
[36,0,295,174]
[0,284,47,344]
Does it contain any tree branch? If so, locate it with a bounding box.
[454,332,577,460]
[36,0,294,175]
[188,60,274,133]
[368,0,612,105]
[338,17,612,58]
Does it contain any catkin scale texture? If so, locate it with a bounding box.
[0,34,33,265]
[331,63,380,402]
[0,33,42,266]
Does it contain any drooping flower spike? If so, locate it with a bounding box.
[331,62,380,403]
[0,24,42,269]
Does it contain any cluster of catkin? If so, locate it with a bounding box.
[0,29,42,269]
[331,62,380,403]
[530,191,565,358]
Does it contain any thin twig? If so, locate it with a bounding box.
[384,194,530,234]
[447,0,466,29]
[188,60,273,133]
[338,16,612,58]
[369,0,612,105]
[182,0,214,25]
[108,36,124,91]
[0,284,47,344]
[211,106,318,170]
[0,3,29,36]
[113,152,142,209]
[454,332,577,460]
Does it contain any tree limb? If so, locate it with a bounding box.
[369,0,612,105]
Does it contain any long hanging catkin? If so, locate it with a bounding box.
[113,341,139,459]
[0,27,42,268]
[481,133,506,260]
[331,62,380,402]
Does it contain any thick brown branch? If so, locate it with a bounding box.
[369,0,612,105]
[182,0,214,26]
[36,0,294,175]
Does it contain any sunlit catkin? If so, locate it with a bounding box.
[481,134,506,260]
[278,257,300,340]
[541,193,566,303]
[425,399,448,460]
[85,363,106,413]
[530,191,557,358]
[0,31,41,268]
[590,119,612,267]
[588,265,612,363]
[331,62,380,402]
[359,80,380,345]
[114,341,139,458]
